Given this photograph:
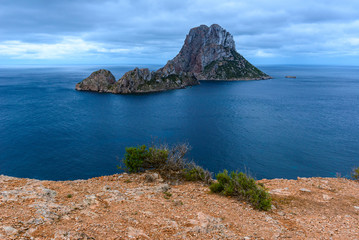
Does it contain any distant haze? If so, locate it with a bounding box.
[1,0,359,65]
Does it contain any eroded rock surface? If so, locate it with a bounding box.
[75,69,116,92]
[112,68,198,94]
[162,24,270,80]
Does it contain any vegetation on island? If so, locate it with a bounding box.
[119,142,272,211]
[203,49,268,80]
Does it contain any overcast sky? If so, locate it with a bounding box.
[1,0,359,65]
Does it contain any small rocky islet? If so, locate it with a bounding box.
[75,24,271,94]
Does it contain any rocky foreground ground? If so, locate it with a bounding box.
[0,172,359,239]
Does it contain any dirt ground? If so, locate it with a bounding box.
[0,172,358,239]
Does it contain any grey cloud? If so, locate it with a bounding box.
[0,0,359,64]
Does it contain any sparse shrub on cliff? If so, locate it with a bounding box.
[143,146,169,169]
[351,167,359,180]
[210,170,272,211]
[158,143,212,183]
[120,142,212,184]
[184,164,213,184]
[122,145,149,173]
[120,142,271,211]
[121,145,168,173]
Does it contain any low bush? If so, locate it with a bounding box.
[210,170,271,211]
[121,145,168,173]
[351,167,359,180]
[143,146,169,169]
[122,145,148,173]
[120,143,212,184]
[184,164,213,184]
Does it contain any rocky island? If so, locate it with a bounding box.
[75,24,271,94]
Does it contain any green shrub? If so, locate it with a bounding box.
[210,170,271,211]
[119,142,212,184]
[209,182,224,193]
[122,145,148,173]
[143,147,169,169]
[352,167,359,180]
[121,145,169,173]
[184,166,205,181]
[184,164,213,184]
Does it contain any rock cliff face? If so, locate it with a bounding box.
[112,68,198,94]
[75,24,270,94]
[162,24,270,80]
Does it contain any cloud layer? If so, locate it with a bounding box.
[1,0,359,65]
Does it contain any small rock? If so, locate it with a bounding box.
[42,188,57,199]
[157,184,170,193]
[299,188,311,193]
[84,195,98,206]
[270,189,283,194]
[2,226,18,235]
[166,219,179,229]
[144,173,158,183]
[127,227,149,239]
[354,206,359,210]
[269,188,290,196]
[188,212,228,234]
[323,194,332,201]
[54,230,95,240]
[135,191,144,196]
[278,211,285,216]
[26,227,37,235]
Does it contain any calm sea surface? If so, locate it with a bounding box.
[0,65,358,180]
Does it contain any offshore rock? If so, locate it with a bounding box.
[75,24,270,94]
[75,69,116,92]
[76,67,198,94]
[163,24,270,80]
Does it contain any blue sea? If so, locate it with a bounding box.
[0,65,358,180]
